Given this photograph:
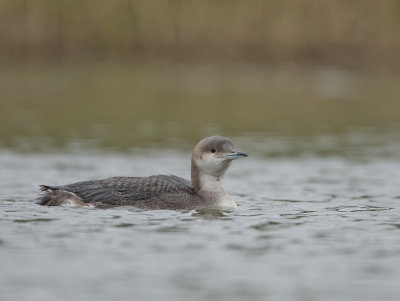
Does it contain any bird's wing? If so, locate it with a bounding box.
[42,175,194,206]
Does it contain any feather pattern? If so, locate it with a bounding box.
[38,175,202,209]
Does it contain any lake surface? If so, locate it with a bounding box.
[1,62,400,300]
[1,143,399,301]
[2,62,400,150]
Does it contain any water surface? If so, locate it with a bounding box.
[2,62,400,150]
[1,62,400,300]
[1,147,399,301]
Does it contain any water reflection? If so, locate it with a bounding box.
[1,62,399,153]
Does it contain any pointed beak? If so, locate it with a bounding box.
[224,150,248,160]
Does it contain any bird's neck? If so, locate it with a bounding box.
[191,162,227,199]
[191,161,237,209]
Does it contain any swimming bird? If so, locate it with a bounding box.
[38,136,248,210]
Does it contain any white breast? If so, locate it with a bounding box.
[216,194,237,209]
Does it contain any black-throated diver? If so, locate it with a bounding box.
[38,136,248,210]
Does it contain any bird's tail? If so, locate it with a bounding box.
[37,185,81,206]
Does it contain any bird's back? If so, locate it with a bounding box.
[38,175,205,210]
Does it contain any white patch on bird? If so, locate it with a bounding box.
[60,198,82,206]
[217,195,237,209]
[198,173,226,194]
[59,197,94,208]
[196,173,237,209]
[196,152,230,178]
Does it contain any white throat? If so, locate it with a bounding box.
[197,173,237,209]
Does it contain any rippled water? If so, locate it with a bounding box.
[1,147,399,301]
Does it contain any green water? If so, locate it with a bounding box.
[1,62,399,152]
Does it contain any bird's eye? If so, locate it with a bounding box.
[211,148,216,153]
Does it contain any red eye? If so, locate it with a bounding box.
[211,148,216,153]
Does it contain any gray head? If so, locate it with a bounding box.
[191,136,247,191]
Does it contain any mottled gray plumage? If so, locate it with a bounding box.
[38,136,247,210]
[39,175,203,209]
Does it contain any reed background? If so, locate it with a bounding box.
[1,0,400,69]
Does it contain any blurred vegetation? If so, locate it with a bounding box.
[1,0,400,69]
